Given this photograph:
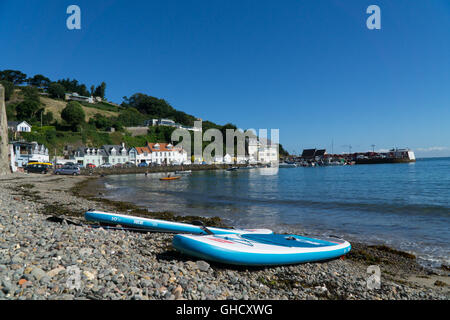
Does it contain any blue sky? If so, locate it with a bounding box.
[1,0,449,157]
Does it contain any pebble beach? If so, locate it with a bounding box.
[0,173,448,300]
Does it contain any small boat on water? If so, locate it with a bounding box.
[160,176,181,181]
[175,170,192,174]
[226,167,239,171]
[239,165,257,170]
[278,162,297,168]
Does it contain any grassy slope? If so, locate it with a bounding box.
[40,96,119,121]
[7,89,120,121]
[7,90,122,156]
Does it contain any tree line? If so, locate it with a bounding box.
[0,69,107,100]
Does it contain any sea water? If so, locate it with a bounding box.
[101,157,450,267]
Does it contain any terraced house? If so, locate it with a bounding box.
[72,147,107,166]
[71,142,188,166]
[102,144,130,165]
[71,143,130,166]
[130,142,188,165]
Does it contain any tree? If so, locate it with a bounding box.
[0,84,9,174]
[89,113,112,130]
[21,86,40,102]
[279,144,289,157]
[27,74,51,89]
[122,93,197,126]
[6,103,16,120]
[94,82,106,99]
[42,111,54,125]
[116,107,143,127]
[0,70,27,85]
[61,101,85,131]
[16,99,40,121]
[47,82,66,99]
[56,78,90,97]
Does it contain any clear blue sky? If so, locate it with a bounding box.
[1,0,449,157]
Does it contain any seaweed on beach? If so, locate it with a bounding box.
[346,242,429,281]
[347,247,383,265]
[11,183,43,201]
[38,203,85,218]
[347,243,417,266]
[15,183,35,190]
[368,245,416,260]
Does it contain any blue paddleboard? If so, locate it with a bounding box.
[172,233,351,266]
[85,210,272,235]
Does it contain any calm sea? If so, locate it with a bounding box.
[100,157,450,267]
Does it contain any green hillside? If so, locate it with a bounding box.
[2,69,289,157]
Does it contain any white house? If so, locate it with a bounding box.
[223,154,233,164]
[257,145,279,164]
[70,142,189,166]
[132,146,153,165]
[8,121,32,133]
[102,144,130,165]
[72,147,107,166]
[147,118,202,132]
[10,141,49,168]
[65,92,95,104]
[148,142,188,165]
[71,144,130,166]
[247,137,279,164]
[131,142,188,165]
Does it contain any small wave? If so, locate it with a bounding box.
[104,183,117,189]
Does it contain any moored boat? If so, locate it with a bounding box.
[278,162,297,168]
[175,170,192,174]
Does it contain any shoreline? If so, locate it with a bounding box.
[79,163,250,177]
[93,171,449,270]
[0,173,448,300]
